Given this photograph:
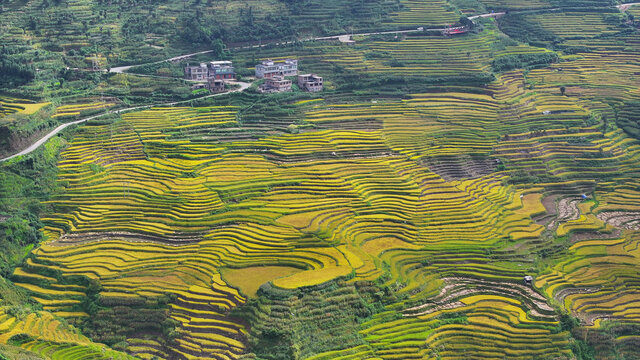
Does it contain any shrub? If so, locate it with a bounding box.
[492,52,559,71]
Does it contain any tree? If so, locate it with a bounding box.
[560,86,566,96]
[459,16,474,29]
[210,38,225,58]
[0,46,36,87]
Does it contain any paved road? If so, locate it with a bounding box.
[0,81,251,162]
[468,12,505,20]
[314,28,433,42]
[110,50,218,73]
[618,2,640,11]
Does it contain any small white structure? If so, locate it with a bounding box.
[524,275,534,286]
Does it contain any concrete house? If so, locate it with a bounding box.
[190,79,224,93]
[184,63,208,81]
[208,61,235,80]
[185,61,235,81]
[207,79,225,93]
[255,59,298,79]
[190,83,207,90]
[259,75,292,93]
[298,74,323,92]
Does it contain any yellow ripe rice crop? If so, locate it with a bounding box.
[273,265,352,289]
[220,266,304,298]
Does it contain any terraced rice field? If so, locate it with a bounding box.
[628,6,640,18]
[3,3,640,359]
[53,101,116,119]
[386,0,459,27]
[0,308,135,359]
[273,26,550,81]
[526,12,622,39]
[527,34,640,102]
[6,58,637,357]
[0,97,50,119]
[479,0,551,10]
[536,230,640,327]
[8,39,640,355]
[220,266,304,297]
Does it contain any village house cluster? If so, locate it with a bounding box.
[185,61,235,81]
[185,61,235,93]
[255,59,323,93]
[183,58,323,94]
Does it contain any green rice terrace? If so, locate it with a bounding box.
[1,0,640,359]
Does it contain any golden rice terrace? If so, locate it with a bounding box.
[1,0,640,359]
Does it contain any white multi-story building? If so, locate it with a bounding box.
[255,59,298,79]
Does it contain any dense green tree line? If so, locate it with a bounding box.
[0,46,35,88]
[616,102,640,140]
[492,52,559,71]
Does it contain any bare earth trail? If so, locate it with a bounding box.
[4,2,638,161]
[0,81,250,162]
